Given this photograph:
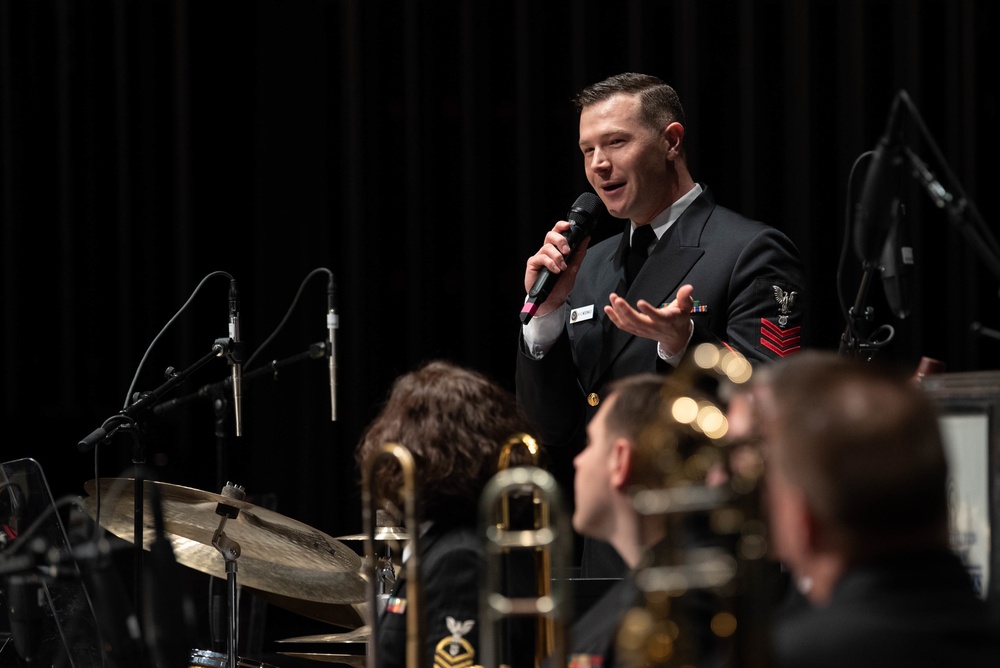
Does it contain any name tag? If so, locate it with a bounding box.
[570,305,594,323]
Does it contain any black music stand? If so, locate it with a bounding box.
[0,458,108,666]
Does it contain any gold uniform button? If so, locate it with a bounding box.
[587,392,600,407]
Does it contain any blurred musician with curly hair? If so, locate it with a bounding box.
[356,359,536,668]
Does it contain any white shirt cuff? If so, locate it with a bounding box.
[522,303,567,360]
[657,319,695,366]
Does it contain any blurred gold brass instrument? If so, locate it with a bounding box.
[615,343,771,668]
[478,458,571,668]
[496,433,554,667]
[496,432,543,530]
[362,443,424,668]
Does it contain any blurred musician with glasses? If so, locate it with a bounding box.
[745,351,1000,667]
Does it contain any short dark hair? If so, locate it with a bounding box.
[603,373,669,442]
[572,72,686,131]
[604,372,726,489]
[757,351,950,552]
[356,360,534,524]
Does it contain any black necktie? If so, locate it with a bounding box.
[626,224,656,287]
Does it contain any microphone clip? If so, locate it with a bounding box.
[214,336,244,367]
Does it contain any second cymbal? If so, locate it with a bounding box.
[277,625,370,644]
[335,527,409,541]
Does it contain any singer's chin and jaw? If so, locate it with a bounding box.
[578,92,687,226]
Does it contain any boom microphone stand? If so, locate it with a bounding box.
[839,262,895,361]
[77,336,239,651]
[843,89,1000,359]
[154,339,331,489]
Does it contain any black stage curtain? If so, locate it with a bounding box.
[1,0,998,619]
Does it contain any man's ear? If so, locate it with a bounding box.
[609,436,633,490]
[663,121,685,158]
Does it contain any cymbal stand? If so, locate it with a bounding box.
[374,542,396,617]
[211,482,247,668]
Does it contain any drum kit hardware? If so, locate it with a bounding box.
[190,648,280,668]
[81,478,375,667]
[334,520,410,615]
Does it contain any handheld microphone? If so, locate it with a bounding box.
[520,191,605,324]
[228,279,244,437]
[327,272,338,422]
[854,91,906,264]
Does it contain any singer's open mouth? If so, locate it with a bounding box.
[602,182,625,193]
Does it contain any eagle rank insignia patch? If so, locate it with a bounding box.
[760,285,801,358]
[771,285,797,327]
[434,616,476,668]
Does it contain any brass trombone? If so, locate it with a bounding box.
[478,459,571,668]
[362,442,424,668]
[615,343,771,668]
[496,432,544,549]
[496,433,553,667]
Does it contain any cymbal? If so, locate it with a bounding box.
[335,527,410,541]
[82,478,367,605]
[277,625,370,644]
[277,653,366,667]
